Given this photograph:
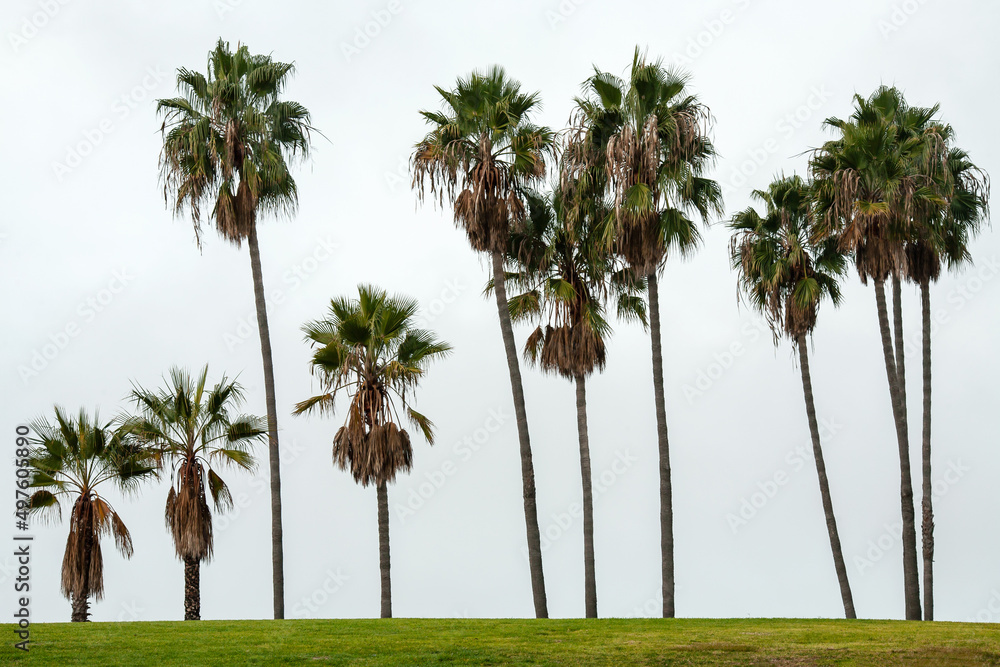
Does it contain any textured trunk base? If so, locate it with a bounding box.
[70,593,90,622]
[184,556,201,621]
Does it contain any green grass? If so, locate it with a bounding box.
[3,618,999,665]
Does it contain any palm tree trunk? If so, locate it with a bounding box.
[377,481,392,619]
[892,275,909,428]
[70,510,94,622]
[874,279,921,620]
[491,250,548,618]
[183,556,200,621]
[70,593,90,622]
[247,223,285,620]
[575,374,598,618]
[796,335,856,619]
[919,278,934,621]
[646,273,674,618]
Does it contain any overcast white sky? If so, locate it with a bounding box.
[2,0,998,624]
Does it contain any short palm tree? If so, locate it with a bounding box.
[27,408,156,622]
[730,174,856,619]
[157,39,315,619]
[503,190,646,618]
[905,145,990,620]
[123,366,266,621]
[811,86,941,619]
[293,285,451,618]
[412,67,554,617]
[565,48,723,617]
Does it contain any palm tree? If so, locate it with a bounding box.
[123,366,266,620]
[905,146,990,620]
[503,190,646,618]
[564,48,723,617]
[26,408,156,622]
[811,86,942,619]
[412,67,554,617]
[156,39,315,619]
[729,174,856,619]
[293,285,451,618]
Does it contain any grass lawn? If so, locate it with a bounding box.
[2,618,999,665]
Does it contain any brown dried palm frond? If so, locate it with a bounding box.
[527,324,607,380]
[60,495,104,601]
[165,459,213,561]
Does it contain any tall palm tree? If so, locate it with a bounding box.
[157,39,315,619]
[123,366,266,621]
[810,86,939,619]
[412,67,554,617]
[905,146,990,620]
[27,408,156,622]
[294,285,451,619]
[564,48,723,617]
[730,174,856,619]
[503,190,646,618]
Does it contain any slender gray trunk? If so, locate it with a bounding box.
[575,374,597,618]
[920,279,934,621]
[874,279,921,620]
[796,335,856,619]
[647,273,674,618]
[247,224,285,620]
[892,275,908,423]
[491,251,547,618]
[377,482,391,619]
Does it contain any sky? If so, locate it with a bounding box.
[1,0,998,624]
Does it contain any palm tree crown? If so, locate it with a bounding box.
[157,38,314,247]
[506,190,646,379]
[412,65,555,255]
[730,174,846,340]
[124,367,265,563]
[565,48,723,275]
[294,285,452,486]
[28,408,156,619]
